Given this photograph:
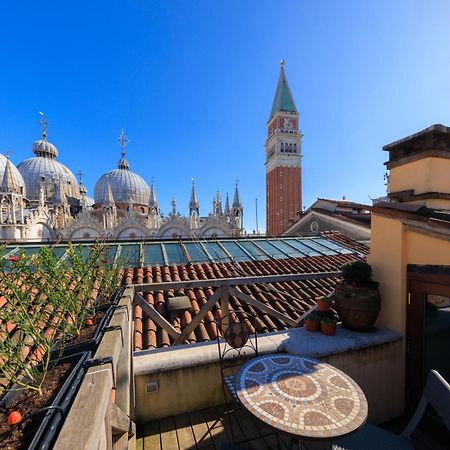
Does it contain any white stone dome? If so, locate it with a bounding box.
[94,167,150,206]
[17,134,79,201]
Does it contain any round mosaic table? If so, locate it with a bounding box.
[235,355,368,446]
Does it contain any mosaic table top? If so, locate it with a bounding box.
[235,355,368,439]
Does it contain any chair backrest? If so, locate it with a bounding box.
[215,310,259,369]
[402,370,450,437]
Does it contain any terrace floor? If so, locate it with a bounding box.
[135,406,448,450]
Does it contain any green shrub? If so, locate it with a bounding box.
[341,261,372,285]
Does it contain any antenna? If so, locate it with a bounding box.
[255,198,259,235]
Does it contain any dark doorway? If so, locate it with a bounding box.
[406,266,450,439]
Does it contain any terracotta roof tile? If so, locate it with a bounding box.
[129,238,365,350]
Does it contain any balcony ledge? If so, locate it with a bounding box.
[133,325,402,376]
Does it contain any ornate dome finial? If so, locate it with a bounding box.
[38,112,48,140]
[33,112,58,159]
[117,129,130,170]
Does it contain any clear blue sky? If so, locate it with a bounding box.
[1,1,450,232]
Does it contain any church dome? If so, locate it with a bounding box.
[94,168,150,206]
[94,131,150,206]
[17,131,79,202]
[0,153,26,195]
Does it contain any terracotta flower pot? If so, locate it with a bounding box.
[305,319,320,332]
[316,298,331,313]
[321,321,337,336]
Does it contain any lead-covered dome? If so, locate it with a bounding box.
[94,152,150,206]
[17,131,80,202]
[0,153,26,195]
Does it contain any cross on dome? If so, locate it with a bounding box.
[38,112,48,139]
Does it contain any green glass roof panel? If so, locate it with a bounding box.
[283,239,321,256]
[144,243,164,265]
[163,243,187,265]
[203,242,230,263]
[220,241,248,262]
[239,241,270,260]
[254,240,289,259]
[300,239,336,255]
[119,244,140,267]
[268,239,303,257]
[312,238,354,254]
[184,242,211,263]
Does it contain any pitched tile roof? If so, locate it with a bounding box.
[129,232,368,351]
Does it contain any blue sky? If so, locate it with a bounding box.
[1,1,450,232]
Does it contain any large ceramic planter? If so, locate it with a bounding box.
[333,282,381,331]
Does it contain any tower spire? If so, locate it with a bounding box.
[189,178,199,215]
[148,176,158,210]
[104,176,115,205]
[269,60,297,120]
[224,193,230,215]
[1,153,19,193]
[265,60,302,236]
[232,180,242,208]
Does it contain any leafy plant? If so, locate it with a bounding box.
[0,240,112,398]
[341,261,373,286]
[320,316,337,324]
[305,312,320,322]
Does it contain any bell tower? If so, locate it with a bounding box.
[265,60,302,236]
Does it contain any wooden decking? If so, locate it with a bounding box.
[136,406,449,450]
[136,405,293,450]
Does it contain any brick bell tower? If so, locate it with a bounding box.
[266,60,303,236]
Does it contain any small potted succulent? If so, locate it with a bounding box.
[320,316,337,336]
[316,296,331,313]
[332,260,381,331]
[304,312,320,332]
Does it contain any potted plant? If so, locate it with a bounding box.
[320,317,337,336]
[332,260,381,331]
[316,296,331,313]
[304,312,320,332]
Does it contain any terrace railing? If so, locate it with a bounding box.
[131,271,341,346]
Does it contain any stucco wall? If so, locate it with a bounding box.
[369,213,450,334]
[389,157,450,209]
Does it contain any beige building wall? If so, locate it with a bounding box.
[368,211,450,417]
[369,213,450,334]
[389,157,450,209]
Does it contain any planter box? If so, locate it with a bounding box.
[0,351,90,450]
[54,307,115,359]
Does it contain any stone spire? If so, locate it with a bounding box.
[104,176,115,205]
[189,178,199,216]
[224,193,230,215]
[149,177,158,211]
[171,197,177,215]
[232,181,242,208]
[1,156,19,193]
[269,60,297,120]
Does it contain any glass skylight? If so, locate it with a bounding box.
[3,236,358,267]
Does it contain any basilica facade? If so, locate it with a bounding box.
[0,126,243,242]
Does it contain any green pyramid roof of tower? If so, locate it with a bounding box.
[269,61,297,120]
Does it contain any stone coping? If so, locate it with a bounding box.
[133,325,402,376]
